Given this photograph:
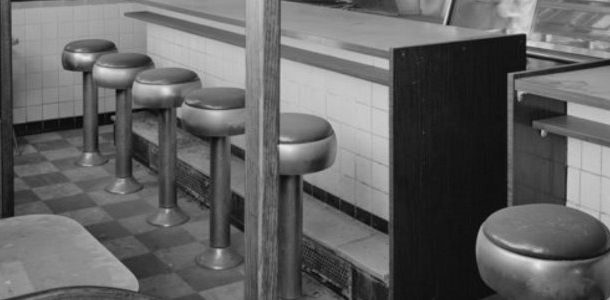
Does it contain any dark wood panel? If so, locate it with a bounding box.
[390,35,526,299]
[1,0,14,218]
[510,93,566,206]
[125,11,389,86]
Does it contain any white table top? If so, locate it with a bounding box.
[0,215,138,299]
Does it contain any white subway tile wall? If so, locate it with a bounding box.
[567,103,610,228]
[11,1,147,124]
[146,23,391,220]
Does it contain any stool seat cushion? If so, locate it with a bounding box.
[62,39,117,72]
[483,204,610,260]
[279,113,334,144]
[132,68,202,109]
[64,39,116,53]
[181,88,245,137]
[95,53,153,69]
[279,113,336,175]
[135,68,198,85]
[184,88,245,110]
[93,53,154,90]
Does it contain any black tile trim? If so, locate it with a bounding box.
[13,109,146,137]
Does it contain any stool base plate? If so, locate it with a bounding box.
[196,247,243,270]
[146,207,189,227]
[75,152,108,167]
[105,177,143,195]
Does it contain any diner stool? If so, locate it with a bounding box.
[62,39,117,166]
[476,204,610,300]
[132,68,201,227]
[93,53,154,195]
[278,113,337,300]
[181,88,245,270]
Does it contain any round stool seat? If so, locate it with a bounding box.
[181,88,245,137]
[62,39,117,72]
[93,53,154,90]
[483,204,610,260]
[279,113,336,175]
[132,68,201,109]
[477,204,610,300]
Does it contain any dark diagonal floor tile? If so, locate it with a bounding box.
[16,201,52,215]
[174,294,207,300]
[177,265,243,291]
[140,273,195,299]
[14,190,40,204]
[102,199,156,220]
[45,194,96,214]
[32,182,83,201]
[74,176,114,192]
[102,236,150,260]
[122,253,171,278]
[136,227,196,251]
[85,221,131,242]
[50,157,81,171]
[14,153,47,166]
[21,172,70,188]
[32,139,72,151]
[63,166,111,182]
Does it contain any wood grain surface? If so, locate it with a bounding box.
[244,0,281,298]
[391,34,525,299]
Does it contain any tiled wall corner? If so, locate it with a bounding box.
[567,103,610,229]
[11,0,147,124]
[146,23,390,221]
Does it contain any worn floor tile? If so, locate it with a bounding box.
[14,190,40,204]
[15,201,52,215]
[46,194,97,214]
[122,253,171,278]
[136,227,196,251]
[177,265,243,291]
[154,242,203,271]
[102,236,150,260]
[198,281,243,300]
[59,206,113,226]
[32,139,72,151]
[50,157,81,171]
[24,132,62,143]
[14,178,29,191]
[85,221,131,242]
[88,190,140,206]
[40,147,81,161]
[103,199,156,220]
[173,294,206,300]
[181,219,211,242]
[14,153,47,166]
[118,214,158,235]
[21,172,70,188]
[32,182,83,201]
[75,176,114,192]
[15,161,59,177]
[140,273,196,299]
[63,166,111,182]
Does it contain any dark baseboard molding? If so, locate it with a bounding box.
[13,109,146,137]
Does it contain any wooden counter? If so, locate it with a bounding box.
[129,2,527,298]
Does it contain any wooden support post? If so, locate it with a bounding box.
[244,0,281,298]
[0,0,14,218]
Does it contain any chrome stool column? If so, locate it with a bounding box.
[62,39,117,167]
[181,88,245,270]
[278,113,337,300]
[476,204,610,300]
[132,68,201,227]
[93,53,154,195]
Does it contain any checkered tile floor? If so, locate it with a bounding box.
[13,126,341,300]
